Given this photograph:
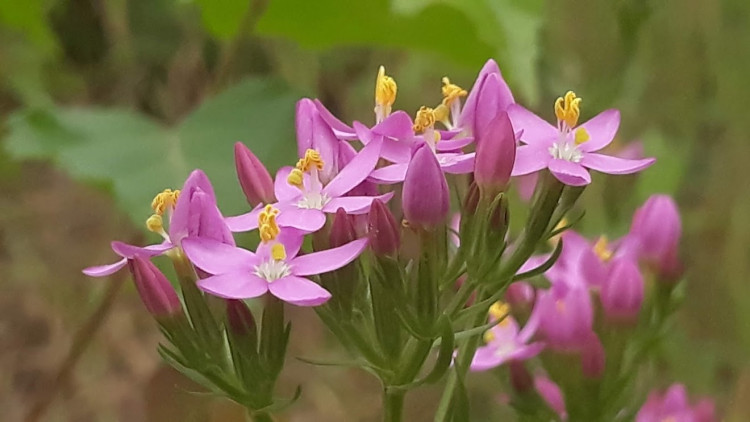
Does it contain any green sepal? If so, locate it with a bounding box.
[510,238,564,283]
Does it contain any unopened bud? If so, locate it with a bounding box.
[402,143,450,228]
[367,199,401,256]
[600,258,644,321]
[580,333,606,379]
[630,194,682,281]
[330,208,358,248]
[226,299,258,345]
[474,111,516,197]
[509,361,534,394]
[234,142,275,206]
[128,256,182,318]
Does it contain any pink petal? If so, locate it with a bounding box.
[291,238,368,276]
[198,272,269,299]
[507,104,557,146]
[111,241,173,258]
[313,99,356,139]
[323,137,383,198]
[581,153,656,175]
[276,207,327,232]
[322,193,394,215]
[577,109,620,152]
[436,137,474,152]
[372,111,414,142]
[511,145,550,176]
[274,166,304,202]
[381,139,412,163]
[369,163,408,184]
[182,237,257,274]
[440,153,475,174]
[548,159,592,186]
[470,345,505,371]
[82,258,128,277]
[268,275,331,306]
[224,205,263,232]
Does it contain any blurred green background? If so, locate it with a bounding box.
[1,0,748,420]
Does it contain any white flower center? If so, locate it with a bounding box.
[549,141,583,163]
[254,259,291,282]
[296,191,330,210]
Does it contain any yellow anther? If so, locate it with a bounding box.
[489,301,510,320]
[375,66,398,107]
[287,168,304,188]
[271,243,287,261]
[441,77,467,106]
[483,329,495,344]
[258,205,281,243]
[150,189,180,215]
[554,91,582,128]
[296,149,325,173]
[412,106,436,133]
[575,128,590,145]
[593,236,613,262]
[433,103,450,123]
[548,218,569,246]
[146,214,164,234]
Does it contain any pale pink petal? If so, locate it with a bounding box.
[581,153,655,175]
[436,137,474,152]
[82,258,128,277]
[470,345,505,371]
[507,104,557,146]
[274,166,304,202]
[577,109,620,152]
[224,205,263,232]
[111,241,173,258]
[322,193,393,215]
[440,153,475,174]
[369,163,408,184]
[198,272,269,299]
[511,145,550,176]
[268,275,331,306]
[549,159,591,186]
[291,238,368,276]
[276,207,326,232]
[182,237,257,275]
[323,137,383,198]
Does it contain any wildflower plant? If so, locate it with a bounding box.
[84,60,716,421]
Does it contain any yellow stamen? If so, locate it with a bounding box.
[375,66,397,107]
[150,189,181,215]
[146,214,164,234]
[575,128,590,145]
[489,301,510,320]
[258,205,281,243]
[287,168,304,188]
[296,149,325,173]
[554,91,582,128]
[593,236,613,262]
[433,103,450,123]
[412,106,436,133]
[271,243,287,261]
[441,77,467,106]
[483,329,495,343]
[548,218,569,246]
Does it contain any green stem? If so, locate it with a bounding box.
[251,410,275,422]
[383,388,406,422]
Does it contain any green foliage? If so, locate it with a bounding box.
[193,0,251,40]
[4,78,298,225]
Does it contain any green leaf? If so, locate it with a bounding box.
[3,77,298,226]
[193,0,251,40]
[0,0,56,50]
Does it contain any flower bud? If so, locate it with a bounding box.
[297,98,341,183]
[402,143,450,228]
[367,199,400,256]
[330,207,358,248]
[630,195,682,280]
[234,142,275,206]
[506,282,534,309]
[580,333,606,379]
[534,376,567,420]
[537,287,593,350]
[600,258,644,321]
[474,112,516,197]
[509,361,534,394]
[128,256,182,318]
[474,73,515,145]
[226,299,258,343]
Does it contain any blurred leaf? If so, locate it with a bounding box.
[194,0,251,40]
[256,0,493,66]
[4,77,298,225]
[0,0,56,50]
[635,130,689,200]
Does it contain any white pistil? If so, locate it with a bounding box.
[549,141,583,163]
[254,260,291,282]
[297,191,330,210]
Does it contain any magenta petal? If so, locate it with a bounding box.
[291,238,368,276]
[274,166,304,202]
[548,159,592,186]
[225,206,263,232]
[507,104,558,146]
[577,109,620,152]
[436,137,474,152]
[440,153,475,174]
[323,193,393,215]
[182,237,257,274]
[198,272,269,299]
[369,163,408,184]
[171,170,215,238]
[111,241,172,258]
[323,137,383,198]
[314,99,356,139]
[372,111,414,142]
[268,275,331,306]
[511,145,550,176]
[82,258,128,277]
[276,207,326,232]
[381,139,412,163]
[581,153,656,175]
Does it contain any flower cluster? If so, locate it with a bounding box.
[83,59,714,421]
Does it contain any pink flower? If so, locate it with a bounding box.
[183,207,368,306]
[510,91,655,186]
[535,285,593,351]
[470,302,545,371]
[234,142,275,206]
[459,59,515,139]
[637,384,716,422]
[534,376,568,421]
[402,143,450,228]
[629,194,683,280]
[128,256,182,318]
[474,111,517,197]
[600,257,645,321]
